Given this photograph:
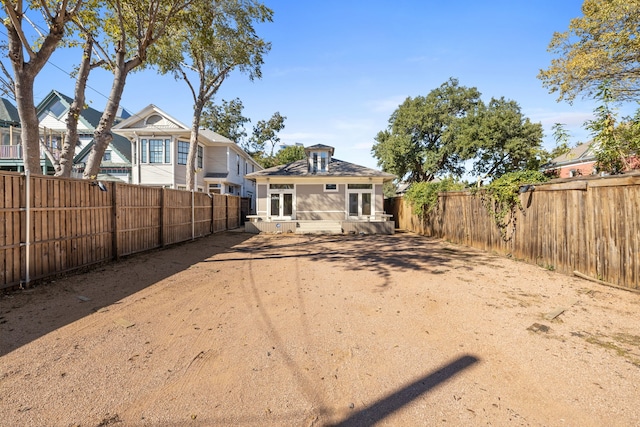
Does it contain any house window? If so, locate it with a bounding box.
[49,100,65,118]
[149,139,163,163]
[309,151,328,173]
[140,138,171,164]
[324,183,338,192]
[103,150,112,162]
[178,141,189,165]
[208,183,221,194]
[146,114,162,125]
[245,162,248,174]
[164,139,171,163]
[236,154,240,175]
[197,145,203,169]
[141,139,147,163]
[269,183,294,189]
[348,184,372,190]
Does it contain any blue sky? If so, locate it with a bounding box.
[29,0,609,169]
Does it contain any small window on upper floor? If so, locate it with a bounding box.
[309,151,329,173]
[103,150,112,162]
[146,114,162,126]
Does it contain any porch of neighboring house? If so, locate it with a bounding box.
[0,126,64,174]
[245,216,395,235]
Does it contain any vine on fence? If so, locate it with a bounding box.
[404,178,465,218]
[472,170,549,241]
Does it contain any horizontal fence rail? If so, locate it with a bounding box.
[0,172,242,290]
[386,173,640,291]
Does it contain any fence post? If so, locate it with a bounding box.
[191,190,195,240]
[210,193,214,233]
[160,188,165,248]
[225,195,229,231]
[112,182,119,261]
[23,171,31,287]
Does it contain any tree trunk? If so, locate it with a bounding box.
[83,51,129,179]
[59,38,93,177]
[15,75,42,174]
[4,3,71,175]
[186,98,205,191]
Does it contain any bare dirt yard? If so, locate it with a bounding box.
[1,230,639,427]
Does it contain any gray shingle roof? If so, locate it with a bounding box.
[246,157,394,179]
[0,98,20,126]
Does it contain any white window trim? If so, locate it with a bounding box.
[324,183,338,192]
[346,185,374,219]
[267,184,295,219]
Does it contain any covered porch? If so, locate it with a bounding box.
[245,216,394,235]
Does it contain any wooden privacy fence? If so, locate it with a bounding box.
[386,174,640,291]
[0,172,241,290]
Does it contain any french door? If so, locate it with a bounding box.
[270,192,293,218]
[348,192,372,218]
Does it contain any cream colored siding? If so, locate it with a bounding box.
[140,164,174,186]
[296,183,346,220]
[204,146,228,172]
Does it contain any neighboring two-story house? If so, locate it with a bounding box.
[37,90,132,182]
[112,104,261,209]
[0,97,22,172]
[0,91,132,179]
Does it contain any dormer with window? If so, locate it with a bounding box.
[305,144,334,174]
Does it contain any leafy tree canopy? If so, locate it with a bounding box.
[458,97,545,183]
[202,98,250,143]
[538,0,640,103]
[372,78,482,183]
[373,78,546,184]
[585,84,640,173]
[273,144,305,165]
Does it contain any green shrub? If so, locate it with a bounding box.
[404,178,465,218]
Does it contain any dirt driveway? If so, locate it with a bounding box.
[1,231,639,426]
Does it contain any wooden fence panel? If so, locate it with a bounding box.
[227,195,239,229]
[194,192,213,237]
[27,175,113,282]
[390,175,640,291]
[116,184,162,257]
[163,189,193,246]
[212,194,227,232]
[0,173,23,289]
[0,172,242,288]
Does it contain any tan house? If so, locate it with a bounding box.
[245,144,395,234]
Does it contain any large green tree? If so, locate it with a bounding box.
[203,98,288,168]
[81,0,197,180]
[201,98,250,143]
[371,78,481,182]
[538,0,640,102]
[459,97,545,183]
[155,0,272,190]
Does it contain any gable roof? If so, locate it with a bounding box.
[550,141,596,166]
[305,144,335,156]
[246,157,394,180]
[0,98,20,126]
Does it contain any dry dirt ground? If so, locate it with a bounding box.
[1,230,639,427]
